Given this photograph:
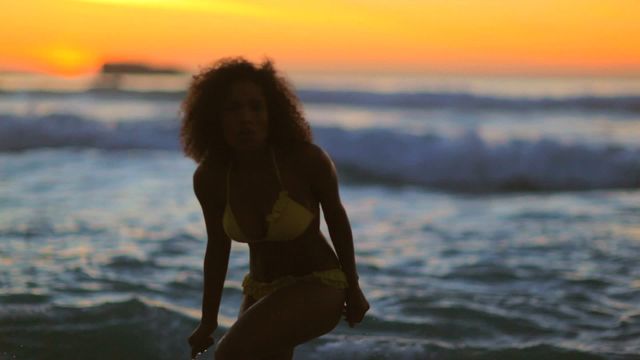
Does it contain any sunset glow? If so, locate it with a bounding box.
[76,0,272,17]
[1,0,639,75]
[35,44,100,75]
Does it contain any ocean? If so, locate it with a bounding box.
[1,71,639,359]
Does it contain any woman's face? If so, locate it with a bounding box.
[221,81,269,152]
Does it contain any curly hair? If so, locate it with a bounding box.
[180,57,313,164]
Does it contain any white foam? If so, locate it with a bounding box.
[300,336,430,360]
[0,114,179,151]
[2,114,639,191]
[316,127,640,191]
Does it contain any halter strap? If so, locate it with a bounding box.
[226,162,232,203]
[227,147,283,202]
[269,147,284,189]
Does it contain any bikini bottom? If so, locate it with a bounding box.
[241,268,349,301]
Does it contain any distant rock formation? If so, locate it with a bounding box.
[100,62,185,75]
[91,62,186,90]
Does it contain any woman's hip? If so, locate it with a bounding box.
[242,268,349,301]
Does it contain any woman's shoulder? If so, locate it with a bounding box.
[286,142,333,168]
[194,156,224,177]
[193,156,227,200]
[284,142,336,181]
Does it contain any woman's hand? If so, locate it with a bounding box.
[343,284,370,328]
[188,322,216,359]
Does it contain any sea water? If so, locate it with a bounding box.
[1,72,639,359]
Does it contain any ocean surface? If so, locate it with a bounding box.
[1,72,639,359]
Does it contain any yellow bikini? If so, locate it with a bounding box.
[241,268,348,301]
[222,148,314,243]
[223,148,349,300]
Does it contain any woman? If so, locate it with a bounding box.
[182,58,369,360]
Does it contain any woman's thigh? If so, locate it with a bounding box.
[216,279,346,360]
[237,294,295,360]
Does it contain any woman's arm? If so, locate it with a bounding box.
[307,145,359,287]
[307,144,369,327]
[193,164,231,331]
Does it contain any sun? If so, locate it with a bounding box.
[36,45,99,76]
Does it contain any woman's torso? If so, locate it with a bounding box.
[214,146,340,282]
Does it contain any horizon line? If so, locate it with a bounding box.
[2,64,640,78]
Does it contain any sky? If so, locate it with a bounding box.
[1,0,639,75]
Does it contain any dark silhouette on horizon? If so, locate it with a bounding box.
[100,62,185,75]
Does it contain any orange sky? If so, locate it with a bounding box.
[1,0,639,75]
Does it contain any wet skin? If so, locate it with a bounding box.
[219,81,342,280]
[188,80,368,360]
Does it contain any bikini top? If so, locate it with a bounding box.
[222,148,315,243]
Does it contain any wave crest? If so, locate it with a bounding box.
[2,114,639,191]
